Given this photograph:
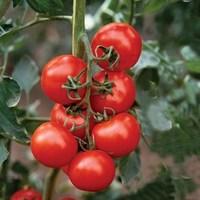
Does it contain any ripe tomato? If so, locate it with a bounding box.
[67,150,115,192]
[10,188,42,200]
[31,122,78,168]
[91,22,142,71]
[90,71,136,114]
[51,104,95,139]
[41,55,86,105]
[92,113,140,157]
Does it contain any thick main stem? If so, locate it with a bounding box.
[43,169,59,200]
[72,0,86,57]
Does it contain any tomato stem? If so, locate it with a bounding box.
[72,0,86,57]
[43,169,59,200]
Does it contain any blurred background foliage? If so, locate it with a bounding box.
[0,0,199,199]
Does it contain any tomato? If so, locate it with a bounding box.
[41,55,87,105]
[67,150,115,192]
[31,122,78,168]
[90,71,136,114]
[92,113,140,157]
[91,22,142,71]
[10,188,42,200]
[51,104,95,139]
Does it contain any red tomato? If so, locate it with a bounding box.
[67,150,115,192]
[41,55,86,105]
[51,104,95,139]
[91,23,142,71]
[10,188,42,200]
[31,122,78,168]
[90,71,136,114]
[92,113,140,157]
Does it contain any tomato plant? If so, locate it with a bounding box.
[67,150,115,192]
[0,0,198,200]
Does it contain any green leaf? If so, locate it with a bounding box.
[11,161,29,177]
[180,46,197,60]
[12,56,39,94]
[119,151,140,183]
[0,78,29,143]
[1,77,21,107]
[12,0,23,7]
[147,100,172,132]
[185,59,200,74]
[0,140,9,166]
[26,0,65,15]
[116,168,175,200]
[144,0,177,14]
[151,110,200,162]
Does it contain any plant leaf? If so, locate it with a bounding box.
[12,56,39,94]
[119,151,140,184]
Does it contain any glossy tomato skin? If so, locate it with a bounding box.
[92,113,140,157]
[31,122,78,168]
[51,104,95,139]
[91,71,136,114]
[41,55,86,105]
[10,188,42,200]
[67,150,115,192]
[91,23,142,71]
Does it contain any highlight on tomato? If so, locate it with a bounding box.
[91,22,142,71]
[41,55,87,105]
[92,112,140,157]
[31,122,78,168]
[67,150,115,192]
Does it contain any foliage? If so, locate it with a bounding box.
[0,0,199,199]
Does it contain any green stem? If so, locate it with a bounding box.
[72,0,86,57]
[129,0,135,25]
[0,52,8,76]
[0,0,11,20]
[0,15,72,42]
[43,169,59,200]
[80,33,95,149]
[0,140,11,200]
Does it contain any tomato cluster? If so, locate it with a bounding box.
[30,22,142,192]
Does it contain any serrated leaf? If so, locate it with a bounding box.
[26,0,65,15]
[185,59,200,74]
[0,140,9,166]
[0,78,29,143]
[116,168,175,200]
[12,56,39,94]
[151,111,200,162]
[119,151,140,183]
